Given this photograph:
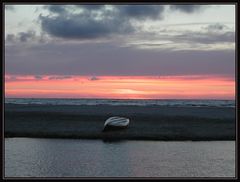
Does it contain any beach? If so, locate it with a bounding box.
[5,103,235,141]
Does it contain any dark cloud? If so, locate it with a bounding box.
[34,75,43,80]
[39,5,164,40]
[39,13,133,39]
[170,5,204,13]
[173,31,235,44]
[153,23,234,45]
[204,23,228,32]
[38,5,207,40]
[6,31,36,43]
[48,76,72,80]
[117,5,164,19]
[18,31,36,42]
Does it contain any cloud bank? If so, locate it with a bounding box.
[39,5,203,40]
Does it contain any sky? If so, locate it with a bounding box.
[4,4,236,99]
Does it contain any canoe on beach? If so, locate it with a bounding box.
[102,116,130,132]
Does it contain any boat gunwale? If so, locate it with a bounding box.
[103,116,130,130]
[104,117,129,126]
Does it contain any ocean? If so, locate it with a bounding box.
[5,98,235,108]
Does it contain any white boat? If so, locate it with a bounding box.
[102,116,130,132]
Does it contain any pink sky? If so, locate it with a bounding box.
[5,74,235,99]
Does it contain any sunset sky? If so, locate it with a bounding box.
[5,4,235,99]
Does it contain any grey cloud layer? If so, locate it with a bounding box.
[5,42,235,77]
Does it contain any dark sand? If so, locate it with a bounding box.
[5,104,236,141]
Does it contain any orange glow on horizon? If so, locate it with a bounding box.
[5,75,235,99]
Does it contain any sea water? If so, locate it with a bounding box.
[5,138,235,178]
[5,98,235,108]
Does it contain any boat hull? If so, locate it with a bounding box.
[102,117,130,132]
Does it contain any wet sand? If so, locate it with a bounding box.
[4,104,236,141]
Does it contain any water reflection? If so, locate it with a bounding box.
[5,138,235,177]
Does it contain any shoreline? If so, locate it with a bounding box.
[4,135,235,141]
[5,104,236,141]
